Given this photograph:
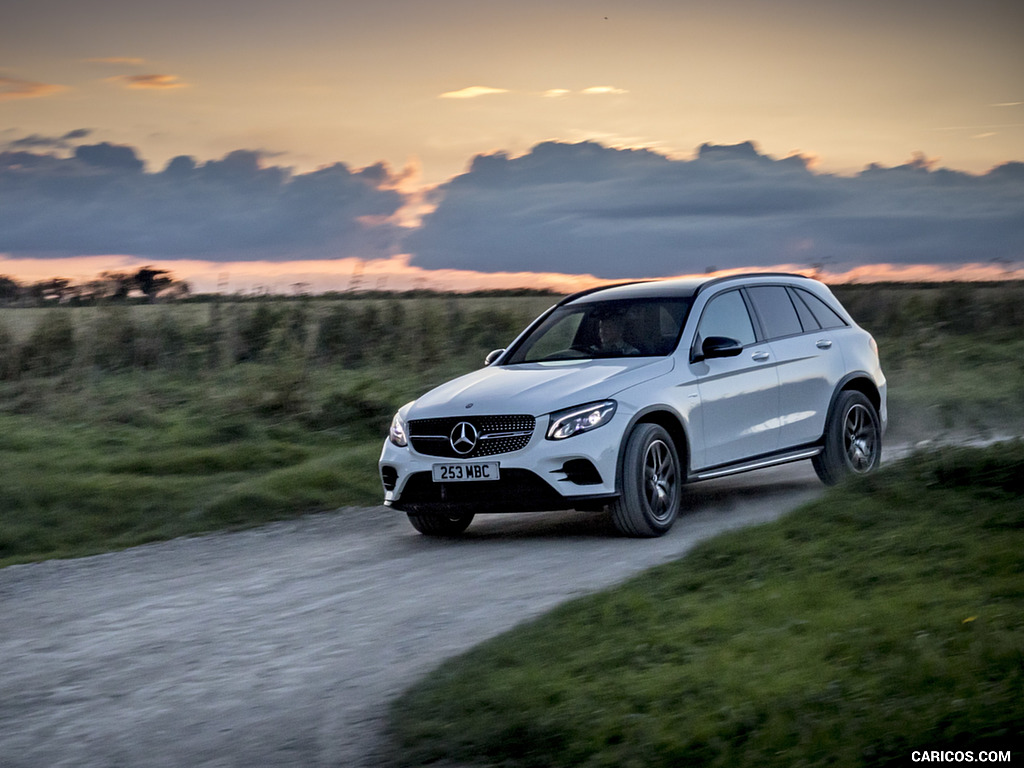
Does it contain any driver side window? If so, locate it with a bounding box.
[697,290,757,347]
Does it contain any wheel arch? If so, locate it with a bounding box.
[823,374,882,440]
[615,406,691,492]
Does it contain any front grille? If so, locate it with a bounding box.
[409,415,536,459]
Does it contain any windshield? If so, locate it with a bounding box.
[505,297,692,364]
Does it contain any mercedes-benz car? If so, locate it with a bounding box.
[379,273,886,537]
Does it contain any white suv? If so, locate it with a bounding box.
[379,274,886,537]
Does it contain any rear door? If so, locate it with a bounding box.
[746,285,848,449]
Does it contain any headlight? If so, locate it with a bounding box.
[389,410,410,447]
[547,400,617,440]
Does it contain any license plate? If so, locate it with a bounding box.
[432,462,500,482]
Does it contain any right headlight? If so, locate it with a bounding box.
[546,400,617,440]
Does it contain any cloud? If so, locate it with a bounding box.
[107,74,188,90]
[438,85,508,99]
[4,129,93,151]
[0,76,66,101]
[581,86,628,95]
[439,85,628,100]
[85,57,147,66]
[0,144,406,261]
[404,140,1024,278]
[74,142,145,172]
[3,138,1021,278]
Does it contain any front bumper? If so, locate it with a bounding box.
[378,419,624,514]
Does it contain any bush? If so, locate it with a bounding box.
[21,311,75,375]
[88,307,137,370]
[236,303,282,361]
[0,321,18,380]
[313,304,352,364]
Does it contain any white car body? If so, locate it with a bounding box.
[380,273,887,536]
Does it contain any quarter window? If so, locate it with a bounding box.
[788,287,821,331]
[747,285,802,339]
[794,288,847,329]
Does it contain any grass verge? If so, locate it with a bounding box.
[388,443,1024,767]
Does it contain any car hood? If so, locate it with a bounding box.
[408,357,675,418]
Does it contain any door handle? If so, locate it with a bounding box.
[816,339,833,349]
[751,351,770,362]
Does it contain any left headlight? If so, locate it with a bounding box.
[389,409,410,447]
[547,400,617,440]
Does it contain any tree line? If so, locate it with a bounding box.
[0,267,189,306]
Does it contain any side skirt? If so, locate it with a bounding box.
[689,446,822,482]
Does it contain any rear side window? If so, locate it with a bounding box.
[793,288,847,329]
[746,285,802,339]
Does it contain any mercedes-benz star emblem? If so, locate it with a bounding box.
[450,421,478,455]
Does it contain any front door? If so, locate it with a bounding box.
[689,289,780,469]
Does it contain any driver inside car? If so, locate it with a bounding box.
[593,313,639,356]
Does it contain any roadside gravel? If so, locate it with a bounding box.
[0,464,822,767]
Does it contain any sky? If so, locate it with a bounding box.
[1,0,1022,292]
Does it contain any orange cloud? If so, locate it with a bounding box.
[581,85,628,95]
[0,77,66,101]
[86,57,147,66]
[107,74,188,90]
[439,85,508,99]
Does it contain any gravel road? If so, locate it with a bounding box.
[1,463,823,768]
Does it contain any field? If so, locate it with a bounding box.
[1,282,1023,565]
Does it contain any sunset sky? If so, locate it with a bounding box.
[2,0,1022,292]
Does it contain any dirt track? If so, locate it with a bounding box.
[0,464,823,767]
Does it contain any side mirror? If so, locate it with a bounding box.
[484,348,505,366]
[693,336,743,362]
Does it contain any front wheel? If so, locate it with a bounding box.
[406,511,475,536]
[610,423,683,537]
[813,390,881,486]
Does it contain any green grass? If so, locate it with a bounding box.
[388,443,1024,767]
[0,367,389,567]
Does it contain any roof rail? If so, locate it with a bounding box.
[692,271,810,297]
[558,272,811,305]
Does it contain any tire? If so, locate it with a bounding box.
[812,390,881,486]
[406,511,475,536]
[610,423,682,537]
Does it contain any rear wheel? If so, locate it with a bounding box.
[813,390,881,485]
[610,423,682,537]
[406,511,475,536]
